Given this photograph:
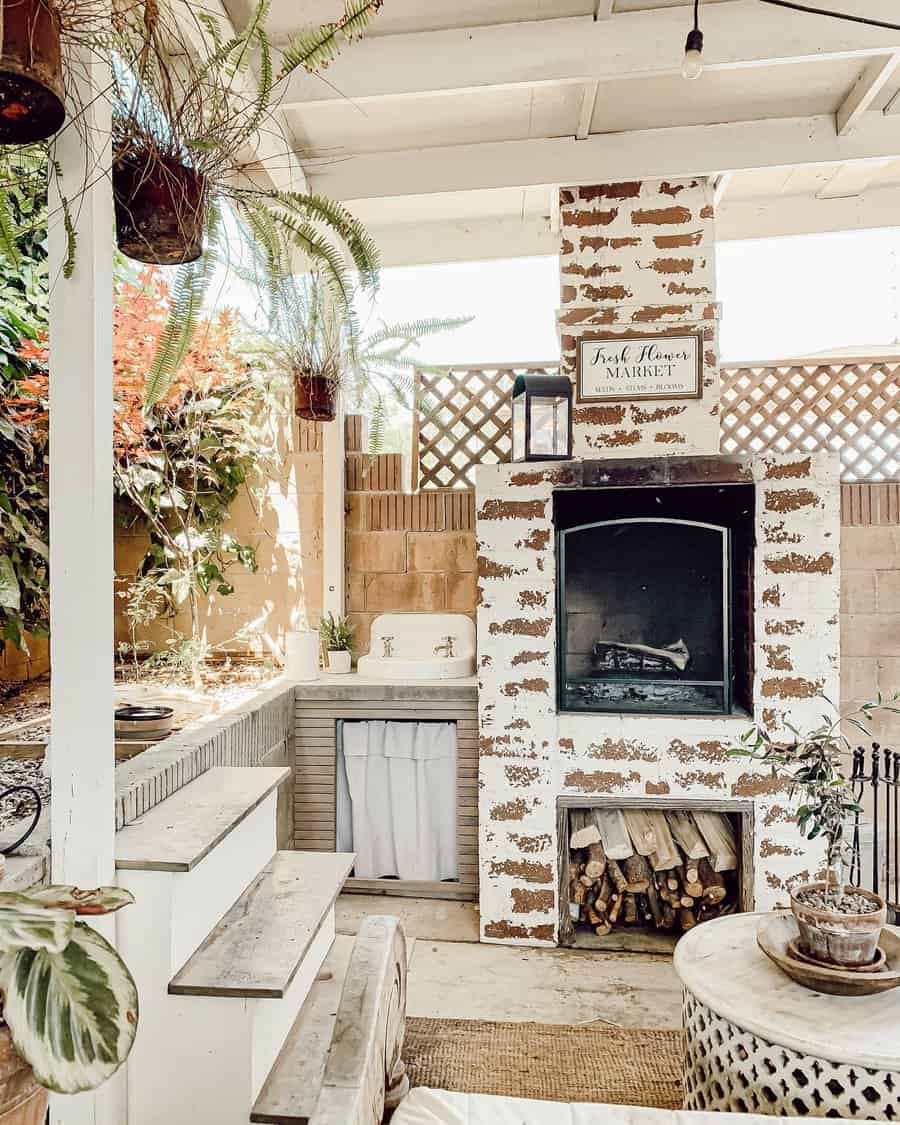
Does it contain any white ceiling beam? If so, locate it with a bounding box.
[576,80,600,140]
[307,112,900,201]
[718,183,900,241]
[278,0,900,108]
[816,157,892,198]
[836,52,900,135]
[169,0,308,193]
[593,0,615,19]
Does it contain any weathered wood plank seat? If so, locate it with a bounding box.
[169,851,354,997]
[115,766,291,871]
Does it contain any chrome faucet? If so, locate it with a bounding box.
[382,635,394,658]
[433,635,455,658]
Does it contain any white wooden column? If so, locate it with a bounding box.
[48,38,119,1125]
[321,400,345,618]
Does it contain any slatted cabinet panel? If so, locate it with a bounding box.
[294,696,479,901]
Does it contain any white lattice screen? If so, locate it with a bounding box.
[720,357,900,482]
[414,357,900,487]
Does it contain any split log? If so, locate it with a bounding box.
[623,808,658,856]
[645,879,664,928]
[608,893,624,925]
[646,812,681,871]
[570,808,601,849]
[587,904,605,927]
[677,906,697,931]
[579,874,594,888]
[659,901,677,930]
[693,811,738,872]
[595,873,613,914]
[622,853,652,893]
[595,808,633,860]
[666,811,710,860]
[697,856,728,903]
[677,864,703,898]
[622,893,639,925]
[606,858,629,896]
[680,894,695,909]
[584,841,607,881]
[571,880,587,906]
[594,921,612,937]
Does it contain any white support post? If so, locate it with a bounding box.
[321,404,345,619]
[48,39,119,1125]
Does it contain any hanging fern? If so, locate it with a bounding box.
[278,0,385,77]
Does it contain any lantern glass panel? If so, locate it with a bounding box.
[512,393,527,461]
[530,395,567,456]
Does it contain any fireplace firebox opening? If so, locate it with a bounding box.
[557,797,755,953]
[554,483,755,716]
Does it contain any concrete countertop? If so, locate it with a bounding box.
[293,672,478,702]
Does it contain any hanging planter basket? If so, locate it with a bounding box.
[0,0,65,144]
[113,148,208,265]
[294,367,338,423]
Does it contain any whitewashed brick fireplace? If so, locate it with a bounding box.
[475,177,841,945]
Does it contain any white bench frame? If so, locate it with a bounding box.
[309,915,410,1125]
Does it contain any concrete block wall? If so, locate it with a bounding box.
[343,418,477,658]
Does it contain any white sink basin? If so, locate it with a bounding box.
[356,613,476,681]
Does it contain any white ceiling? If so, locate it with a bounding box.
[220,0,900,264]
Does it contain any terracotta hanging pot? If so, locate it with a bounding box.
[0,0,65,144]
[113,149,207,265]
[0,1025,47,1125]
[294,367,338,423]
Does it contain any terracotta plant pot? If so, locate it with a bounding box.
[0,0,65,143]
[294,369,337,423]
[790,881,887,967]
[0,1025,47,1125]
[113,149,207,265]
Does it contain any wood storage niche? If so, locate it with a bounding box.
[0,0,65,143]
[113,149,208,265]
[559,797,754,952]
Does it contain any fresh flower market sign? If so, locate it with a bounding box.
[576,332,703,402]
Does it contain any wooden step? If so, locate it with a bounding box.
[250,935,354,1124]
[169,851,354,998]
[116,766,291,872]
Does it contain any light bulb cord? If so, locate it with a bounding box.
[757,0,900,31]
[693,0,700,32]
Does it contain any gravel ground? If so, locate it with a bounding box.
[0,759,48,834]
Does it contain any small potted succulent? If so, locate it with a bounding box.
[0,883,138,1121]
[731,693,900,967]
[319,612,354,674]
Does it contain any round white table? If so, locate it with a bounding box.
[674,912,900,1120]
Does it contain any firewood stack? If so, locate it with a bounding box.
[568,808,739,938]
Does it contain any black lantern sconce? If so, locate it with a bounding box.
[510,373,573,462]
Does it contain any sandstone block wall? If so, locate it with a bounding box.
[344,420,477,657]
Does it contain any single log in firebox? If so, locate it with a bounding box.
[568,809,737,940]
[592,638,691,674]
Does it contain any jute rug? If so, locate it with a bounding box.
[404,1018,685,1108]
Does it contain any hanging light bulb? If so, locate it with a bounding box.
[681,0,704,80]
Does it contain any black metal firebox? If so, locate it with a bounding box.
[555,483,755,716]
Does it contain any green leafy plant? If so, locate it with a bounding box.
[0,146,50,650]
[114,367,282,685]
[729,692,900,904]
[319,612,354,653]
[0,884,137,1094]
[246,261,470,450]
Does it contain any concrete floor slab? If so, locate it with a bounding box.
[337,893,480,944]
[407,940,682,1029]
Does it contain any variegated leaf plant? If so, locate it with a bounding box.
[0,885,138,1094]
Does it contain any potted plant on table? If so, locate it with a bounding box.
[319,612,354,674]
[731,693,900,967]
[0,883,138,1121]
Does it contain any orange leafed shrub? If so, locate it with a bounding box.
[20,267,246,454]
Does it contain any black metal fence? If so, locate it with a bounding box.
[850,744,900,921]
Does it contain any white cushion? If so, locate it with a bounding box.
[391,1089,835,1125]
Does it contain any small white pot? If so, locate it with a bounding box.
[284,630,320,682]
[325,648,352,674]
